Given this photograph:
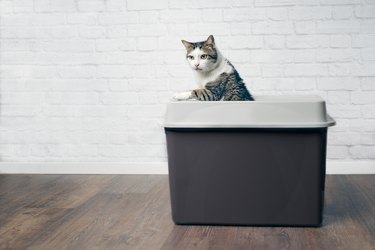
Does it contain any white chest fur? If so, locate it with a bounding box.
[194,57,233,88]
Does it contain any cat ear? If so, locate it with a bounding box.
[181,40,194,50]
[205,35,215,46]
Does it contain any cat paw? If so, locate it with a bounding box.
[173,92,192,101]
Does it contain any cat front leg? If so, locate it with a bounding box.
[191,88,219,101]
[173,91,194,101]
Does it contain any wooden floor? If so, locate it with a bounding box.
[0,175,374,250]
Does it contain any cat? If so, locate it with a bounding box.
[173,35,254,101]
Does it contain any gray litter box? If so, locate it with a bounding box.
[164,95,336,227]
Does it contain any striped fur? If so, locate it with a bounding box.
[176,35,254,101]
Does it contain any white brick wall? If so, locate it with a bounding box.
[0,0,375,165]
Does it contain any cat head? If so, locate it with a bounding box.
[181,35,219,73]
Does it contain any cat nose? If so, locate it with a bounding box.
[195,63,199,67]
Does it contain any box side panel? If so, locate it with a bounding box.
[165,128,327,226]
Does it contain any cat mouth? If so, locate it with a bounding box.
[195,67,202,71]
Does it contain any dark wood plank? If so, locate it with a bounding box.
[0,174,374,250]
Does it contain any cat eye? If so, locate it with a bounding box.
[200,54,208,59]
[187,55,194,60]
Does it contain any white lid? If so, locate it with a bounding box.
[164,95,336,128]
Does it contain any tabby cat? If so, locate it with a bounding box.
[173,35,254,101]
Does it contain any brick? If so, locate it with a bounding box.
[106,0,126,12]
[128,79,169,91]
[227,50,251,63]
[286,35,319,48]
[188,23,231,36]
[202,9,223,22]
[261,65,284,77]
[295,78,316,90]
[235,64,262,77]
[161,10,201,23]
[355,6,375,17]
[289,7,331,20]
[67,13,98,25]
[233,0,253,6]
[361,133,375,145]
[349,119,375,132]
[44,105,107,117]
[168,0,189,9]
[284,64,328,76]
[79,26,106,38]
[45,92,99,105]
[101,93,138,105]
[13,0,34,12]
[0,1,12,14]
[317,20,360,33]
[77,0,106,12]
[34,26,78,39]
[320,0,359,4]
[361,77,375,90]
[332,6,353,19]
[362,105,375,118]
[128,24,168,36]
[127,105,164,118]
[316,49,360,62]
[295,21,316,34]
[98,13,138,24]
[128,131,164,144]
[43,40,95,52]
[95,38,136,52]
[328,91,350,104]
[329,132,360,145]
[361,20,375,33]
[252,78,278,90]
[330,35,351,48]
[253,21,294,34]
[167,24,189,36]
[58,66,96,79]
[127,0,168,10]
[352,62,375,76]
[294,49,316,63]
[2,105,42,117]
[137,37,159,51]
[106,26,128,38]
[328,105,361,118]
[224,9,252,21]
[231,22,252,35]
[327,146,348,159]
[189,0,231,8]
[267,8,288,20]
[255,0,296,6]
[139,11,159,23]
[32,67,58,78]
[361,49,375,61]
[275,79,295,90]
[317,77,359,90]
[46,80,107,92]
[0,40,39,52]
[251,50,293,63]
[328,63,352,76]
[350,146,375,159]
[1,15,33,26]
[264,35,285,49]
[229,36,263,49]
[351,91,375,104]
[108,80,128,91]
[352,34,375,48]
[137,93,158,105]
[97,65,134,78]
[34,0,76,12]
